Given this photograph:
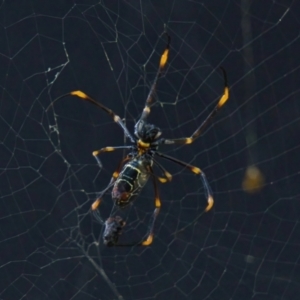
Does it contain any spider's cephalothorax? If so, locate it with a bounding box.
[49,32,229,247]
[134,120,162,143]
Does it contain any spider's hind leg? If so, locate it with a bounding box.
[141,166,161,246]
[156,151,214,212]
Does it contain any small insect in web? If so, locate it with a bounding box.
[48,33,229,247]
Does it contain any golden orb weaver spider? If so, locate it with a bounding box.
[49,33,229,246]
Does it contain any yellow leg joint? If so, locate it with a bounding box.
[157,177,167,183]
[205,195,214,212]
[165,171,172,181]
[185,137,193,144]
[155,197,161,208]
[91,198,101,211]
[93,147,115,157]
[113,171,119,179]
[71,90,88,99]
[159,49,169,68]
[190,166,201,175]
[218,87,229,108]
[142,233,153,246]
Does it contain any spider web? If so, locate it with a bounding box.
[1,0,300,299]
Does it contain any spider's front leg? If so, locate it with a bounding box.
[92,145,133,168]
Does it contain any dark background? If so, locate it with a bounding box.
[1,1,300,299]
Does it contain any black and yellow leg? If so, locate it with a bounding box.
[156,152,213,212]
[141,166,161,246]
[158,67,229,146]
[92,145,133,168]
[91,156,130,223]
[48,91,136,143]
[109,166,162,247]
[91,182,115,224]
[153,158,172,183]
[138,32,171,123]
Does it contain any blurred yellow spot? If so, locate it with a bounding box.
[242,165,265,193]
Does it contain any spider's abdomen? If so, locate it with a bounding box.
[112,159,150,207]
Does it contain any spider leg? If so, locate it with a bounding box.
[91,181,115,223]
[92,145,133,168]
[157,68,229,146]
[140,165,161,246]
[91,156,130,223]
[155,151,213,212]
[112,166,161,247]
[137,32,170,124]
[153,157,172,183]
[47,91,136,143]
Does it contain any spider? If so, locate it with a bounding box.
[49,33,229,247]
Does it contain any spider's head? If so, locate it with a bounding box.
[134,120,161,143]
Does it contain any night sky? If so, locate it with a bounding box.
[1,1,300,299]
